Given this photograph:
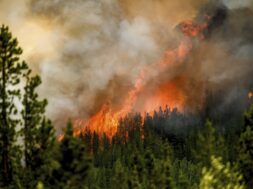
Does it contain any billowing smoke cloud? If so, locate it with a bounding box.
[184,0,253,127]
[27,0,165,130]
[0,0,252,131]
[222,0,253,9]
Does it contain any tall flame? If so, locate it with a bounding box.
[72,18,210,138]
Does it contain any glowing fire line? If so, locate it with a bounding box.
[70,19,210,139]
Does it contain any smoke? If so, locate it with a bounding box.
[0,0,252,131]
[222,0,253,9]
[184,0,253,128]
[28,0,164,129]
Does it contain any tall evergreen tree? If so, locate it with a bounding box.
[0,25,28,187]
[238,104,253,187]
[53,121,91,189]
[0,25,57,188]
[199,156,245,189]
[22,73,47,168]
[21,72,56,188]
[111,160,128,189]
[193,120,216,166]
[35,118,58,187]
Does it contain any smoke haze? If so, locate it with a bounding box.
[0,0,252,131]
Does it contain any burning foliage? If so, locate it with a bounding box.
[0,0,252,137]
[74,17,213,137]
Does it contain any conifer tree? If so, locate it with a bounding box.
[243,104,253,130]
[81,129,92,153]
[238,104,253,187]
[92,132,100,155]
[54,121,91,189]
[199,156,245,189]
[21,72,57,187]
[128,151,144,187]
[22,72,47,168]
[193,120,216,166]
[32,118,58,188]
[111,160,128,189]
[0,25,28,186]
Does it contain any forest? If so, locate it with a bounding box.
[0,25,253,189]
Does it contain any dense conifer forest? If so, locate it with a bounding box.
[0,26,253,189]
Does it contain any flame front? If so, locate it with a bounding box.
[73,18,210,138]
[249,91,253,99]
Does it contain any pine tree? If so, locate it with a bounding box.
[54,121,91,189]
[243,104,253,130]
[159,157,175,189]
[128,151,144,188]
[238,104,253,187]
[199,156,245,189]
[143,149,157,189]
[193,120,216,166]
[144,149,155,182]
[0,25,28,187]
[128,168,142,189]
[152,141,175,189]
[33,118,58,188]
[21,72,55,187]
[111,160,128,189]
[92,132,99,155]
[22,73,47,167]
[80,129,92,153]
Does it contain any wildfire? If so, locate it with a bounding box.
[179,20,208,38]
[74,103,119,138]
[72,18,210,138]
[249,91,253,99]
[141,77,186,113]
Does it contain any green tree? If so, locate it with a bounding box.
[199,156,245,189]
[21,72,58,188]
[54,121,91,189]
[193,120,216,166]
[128,167,142,189]
[92,132,99,155]
[238,127,253,187]
[0,25,28,187]
[33,118,58,188]
[238,104,253,187]
[111,160,128,189]
[22,73,47,168]
[143,149,155,188]
[128,151,144,188]
[160,158,174,189]
[243,104,253,130]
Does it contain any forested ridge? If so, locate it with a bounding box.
[0,25,253,189]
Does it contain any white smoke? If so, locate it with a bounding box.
[0,0,167,130]
[222,0,253,9]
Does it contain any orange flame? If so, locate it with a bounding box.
[74,103,119,138]
[179,20,208,38]
[71,18,210,138]
[249,91,253,99]
[141,77,187,113]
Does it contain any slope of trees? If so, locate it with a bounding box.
[0,25,252,189]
